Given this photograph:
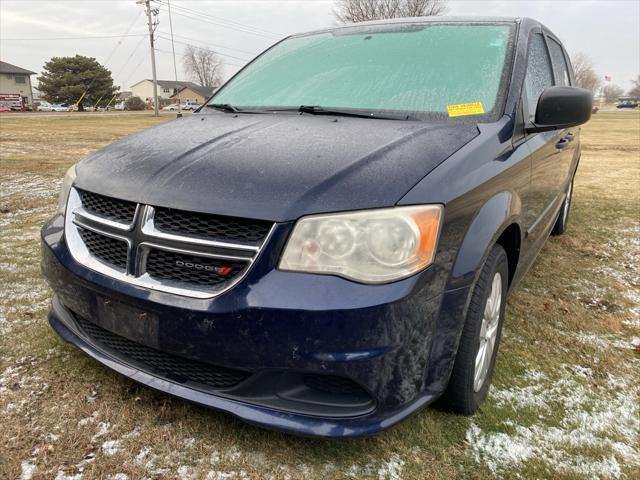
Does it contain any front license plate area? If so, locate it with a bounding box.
[92,296,160,349]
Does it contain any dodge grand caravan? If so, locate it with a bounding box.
[41,17,592,437]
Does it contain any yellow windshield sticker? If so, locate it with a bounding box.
[447,102,485,117]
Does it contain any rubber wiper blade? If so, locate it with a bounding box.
[298,105,408,120]
[206,103,241,113]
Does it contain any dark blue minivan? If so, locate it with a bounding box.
[41,17,592,437]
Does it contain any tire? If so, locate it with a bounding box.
[438,244,508,414]
[551,179,574,236]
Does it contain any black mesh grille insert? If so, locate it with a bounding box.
[154,207,272,244]
[78,228,128,270]
[146,249,248,287]
[78,189,137,224]
[304,374,369,397]
[74,314,249,389]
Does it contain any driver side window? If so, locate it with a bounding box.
[524,34,554,121]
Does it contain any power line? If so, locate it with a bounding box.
[155,0,282,38]
[75,10,144,107]
[156,30,260,56]
[0,33,147,41]
[156,35,251,63]
[122,51,149,85]
[155,3,278,39]
[103,10,144,66]
[154,46,243,69]
[112,35,147,78]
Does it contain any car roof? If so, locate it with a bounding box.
[292,16,552,39]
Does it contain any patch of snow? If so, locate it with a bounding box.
[468,368,640,478]
[101,440,121,456]
[0,173,62,199]
[106,475,128,480]
[575,332,636,350]
[377,454,405,480]
[177,466,196,479]
[134,446,152,465]
[78,411,99,426]
[205,471,250,480]
[90,421,110,443]
[19,460,36,480]
[623,315,640,328]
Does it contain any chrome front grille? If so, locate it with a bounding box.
[64,188,274,298]
[154,207,272,245]
[145,249,248,287]
[77,227,128,270]
[77,189,137,224]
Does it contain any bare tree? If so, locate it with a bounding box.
[601,84,624,104]
[571,52,601,93]
[629,75,640,97]
[334,0,447,23]
[182,45,223,88]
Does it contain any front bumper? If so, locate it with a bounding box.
[42,214,469,437]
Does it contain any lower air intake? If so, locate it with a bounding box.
[74,314,250,390]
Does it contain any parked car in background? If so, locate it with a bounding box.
[37,101,53,112]
[162,103,180,111]
[51,104,69,112]
[181,102,201,111]
[114,102,126,111]
[43,17,592,438]
[616,100,638,109]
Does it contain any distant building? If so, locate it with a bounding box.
[0,60,35,109]
[170,84,217,104]
[130,79,202,103]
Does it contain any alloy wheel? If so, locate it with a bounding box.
[474,272,502,392]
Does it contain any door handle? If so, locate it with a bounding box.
[556,138,570,150]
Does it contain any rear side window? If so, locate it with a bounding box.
[524,33,553,118]
[547,38,571,86]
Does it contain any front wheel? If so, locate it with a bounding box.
[438,244,508,414]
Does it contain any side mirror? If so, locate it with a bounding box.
[527,86,593,133]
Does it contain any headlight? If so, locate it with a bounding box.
[57,164,77,215]
[279,205,443,283]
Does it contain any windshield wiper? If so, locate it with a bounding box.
[297,105,409,120]
[206,103,241,113]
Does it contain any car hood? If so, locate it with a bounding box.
[75,112,479,222]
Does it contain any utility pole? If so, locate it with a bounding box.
[139,0,159,116]
[167,0,182,117]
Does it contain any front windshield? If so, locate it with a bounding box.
[210,23,514,119]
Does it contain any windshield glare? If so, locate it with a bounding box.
[210,23,513,119]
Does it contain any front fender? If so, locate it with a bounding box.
[448,190,522,291]
[423,191,522,396]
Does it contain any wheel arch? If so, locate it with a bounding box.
[448,190,523,291]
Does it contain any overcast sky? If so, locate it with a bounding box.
[1,0,638,92]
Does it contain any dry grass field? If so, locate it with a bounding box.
[0,111,639,480]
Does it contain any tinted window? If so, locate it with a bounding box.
[547,38,570,86]
[524,34,553,118]
[212,24,514,119]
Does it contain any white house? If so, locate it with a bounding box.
[130,79,202,103]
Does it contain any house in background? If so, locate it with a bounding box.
[170,84,217,105]
[0,60,35,109]
[130,79,202,103]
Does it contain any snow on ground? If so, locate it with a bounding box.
[0,176,57,336]
[0,173,62,200]
[467,367,640,479]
